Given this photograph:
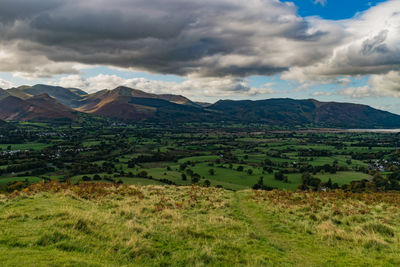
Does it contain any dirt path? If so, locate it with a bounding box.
[232,191,323,266]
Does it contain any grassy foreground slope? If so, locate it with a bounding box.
[0,183,399,266]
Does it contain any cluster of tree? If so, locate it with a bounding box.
[351,151,387,160]
[67,162,105,176]
[0,130,32,144]
[179,161,197,171]
[297,163,339,174]
[366,171,400,191]
[297,149,331,157]
[128,152,177,165]
[274,171,288,183]
[185,168,201,183]
[297,172,339,191]
[252,176,275,190]
[0,160,48,175]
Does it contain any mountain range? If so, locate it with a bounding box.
[0,84,399,128]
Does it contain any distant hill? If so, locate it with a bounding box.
[2,84,400,128]
[312,101,400,128]
[78,86,198,111]
[210,99,315,125]
[77,86,215,122]
[128,97,219,123]
[0,94,77,122]
[210,98,400,128]
[7,84,87,108]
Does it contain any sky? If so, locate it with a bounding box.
[0,0,400,113]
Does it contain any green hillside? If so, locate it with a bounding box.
[0,182,399,266]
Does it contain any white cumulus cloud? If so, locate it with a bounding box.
[55,74,276,99]
[0,78,13,89]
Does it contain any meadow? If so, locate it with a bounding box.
[0,182,399,266]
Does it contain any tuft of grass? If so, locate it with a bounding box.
[364,223,395,237]
[36,231,69,246]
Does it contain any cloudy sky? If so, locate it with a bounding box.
[0,0,400,112]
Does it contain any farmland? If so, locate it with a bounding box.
[1,122,400,192]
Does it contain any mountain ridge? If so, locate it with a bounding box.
[210,98,400,128]
[0,94,77,121]
[2,84,400,128]
[7,84,88,108]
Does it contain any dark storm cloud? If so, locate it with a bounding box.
[0,0,399,82]
[0,0,63,23]
[0,0,328,77]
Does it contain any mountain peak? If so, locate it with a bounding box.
[112,86,154,98]
[112,86,134,95]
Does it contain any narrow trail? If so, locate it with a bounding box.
[232,191,317,266]
[233,192,275,241]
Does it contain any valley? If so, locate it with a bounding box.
[1,121,400,193]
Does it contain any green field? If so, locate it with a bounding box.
[0,142,51,151]
[0,184,399,266]
[0,176,42,186]
[1,123,398,194]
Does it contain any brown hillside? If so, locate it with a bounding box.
[0,94,77,121]
[78,86,196,113]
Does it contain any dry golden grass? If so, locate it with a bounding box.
[0,182,399,266]
[249,190,400,249]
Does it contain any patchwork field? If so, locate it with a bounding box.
[1,123,398,193]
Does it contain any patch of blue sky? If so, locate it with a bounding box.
[286,0,388,20]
